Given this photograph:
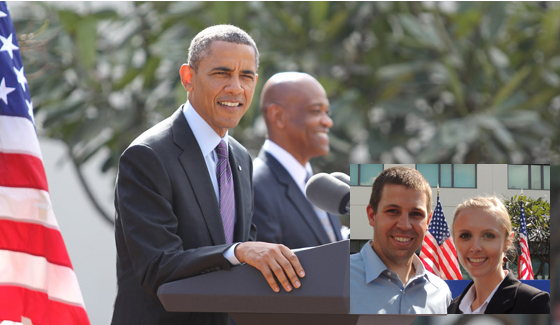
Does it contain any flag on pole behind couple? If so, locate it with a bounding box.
[0,2,90,324]
[518,197,534,280]
[420,195,462,280]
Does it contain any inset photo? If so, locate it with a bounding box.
[349,164,550,315]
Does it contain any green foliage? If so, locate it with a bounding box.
[504,195,550,243]
[9,2,560,221]
[504,194,550,278]
[14,2,560,170]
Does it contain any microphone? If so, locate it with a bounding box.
[305,173,350,215]
[330,172,350,185]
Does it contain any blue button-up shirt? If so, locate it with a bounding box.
[350,240,451,314]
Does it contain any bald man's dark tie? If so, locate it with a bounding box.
[216,140,235,244]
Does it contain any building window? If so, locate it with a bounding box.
[349,164,384,186]
[351,164,477,188]
[531,165,541,189]
[416,164,476,188]
[508,165,550,190]
[359,164,383,186]
[544,165,550,190]
[416,164,438,187]
[350,164,359,186]
[508,165,529,189]
[454,164,476,188]
[441,164,452,187]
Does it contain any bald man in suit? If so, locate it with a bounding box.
[252,72,343,249]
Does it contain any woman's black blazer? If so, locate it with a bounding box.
[448,271,550,314]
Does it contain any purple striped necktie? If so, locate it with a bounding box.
[215,140,235,244]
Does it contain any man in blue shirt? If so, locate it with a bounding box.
[350,166,451,314]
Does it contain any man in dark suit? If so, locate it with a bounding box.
[252,72,343,249]
[111,25,305,325]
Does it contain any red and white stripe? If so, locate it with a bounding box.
[420,233,462,280]
[518,234,534,280]
[1,4,90,323]
[1,117,90,324]
[420,233,441,277]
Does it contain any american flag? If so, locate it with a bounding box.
[420,196,462,280]
[518,198,534,280]
[0,2,90,324]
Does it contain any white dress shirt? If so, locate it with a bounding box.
[183,101,228,203]
[459,270,509,314]
[182,102,240,264]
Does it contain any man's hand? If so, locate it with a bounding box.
[234,242,305,293]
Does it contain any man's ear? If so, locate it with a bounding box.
[179,64,194,92]
[267,103,285,129]
[427,211,433,226]
[366,204,375,227]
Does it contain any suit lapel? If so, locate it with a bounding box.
[485,271,517,313]
[452,272,517,314]
[258,150,331,244]
[171,108,226,245]
[450,281,473,314]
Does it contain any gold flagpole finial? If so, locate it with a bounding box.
[437,184,440,197]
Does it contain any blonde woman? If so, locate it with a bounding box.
[447,196,549,314]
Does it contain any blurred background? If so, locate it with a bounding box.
[5,2,558,324]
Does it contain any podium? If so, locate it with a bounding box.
[157,240,357,325]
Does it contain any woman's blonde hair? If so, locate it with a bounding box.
[453,196,516,263]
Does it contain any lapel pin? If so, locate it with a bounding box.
[238,166,242,171]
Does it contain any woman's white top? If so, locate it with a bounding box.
[459,270,509,314]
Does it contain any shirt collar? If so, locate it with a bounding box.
[183,101,228,157]
[360,240,387,283]
[361,240,432,285]
[262,139,312,193]
[410,253,426,277]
